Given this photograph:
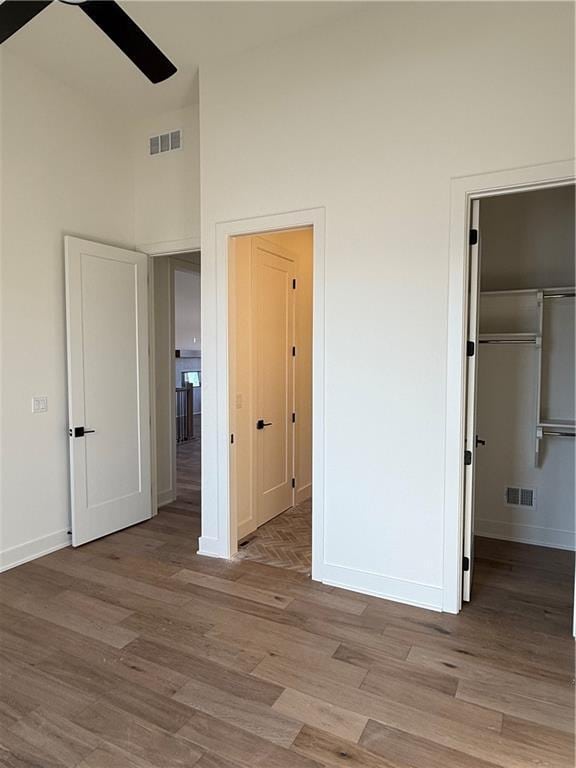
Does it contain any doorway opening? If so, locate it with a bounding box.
[462,184,575,633]
[228,228,313,575]
[152,251,201,525]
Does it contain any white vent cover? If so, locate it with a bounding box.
[149,129,182,156]
[505,486,536,508]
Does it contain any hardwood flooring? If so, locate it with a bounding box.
[0,441,574,767]
[175,419,201,514]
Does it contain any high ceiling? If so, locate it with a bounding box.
[4,1,361,117]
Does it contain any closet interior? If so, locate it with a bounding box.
[472,184,575,629]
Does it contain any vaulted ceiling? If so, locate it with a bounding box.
[4,1,360,117]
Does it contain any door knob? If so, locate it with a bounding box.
[476,435,486,447]
[256,419,272,430]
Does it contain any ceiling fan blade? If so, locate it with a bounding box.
[79,1,176,84]
[0,0,53,45]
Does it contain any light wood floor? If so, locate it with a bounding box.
[0,442,574,767]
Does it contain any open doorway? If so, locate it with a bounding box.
[228,228,313,575]
[462,185,575,633]
[152,251,201,520]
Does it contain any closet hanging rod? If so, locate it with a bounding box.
[543,292,575,300]
[540,430,575,438]
[479,339,538,345]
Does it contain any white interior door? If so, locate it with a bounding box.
[253,237,295,526]
[463,199,481,601]
[65,236,151,546]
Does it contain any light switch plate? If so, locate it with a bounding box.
[32,396,48,413]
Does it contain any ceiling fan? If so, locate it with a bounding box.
[0,0,177,83]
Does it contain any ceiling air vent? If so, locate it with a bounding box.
[505,486,536,509]
[149,129,182,156]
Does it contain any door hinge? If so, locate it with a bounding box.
[463,556,470,572]
[230,433,234,445]
[291,478,296,489]
[464,450,472,465]
[292,412,296,423]
[467,341,475,357]
[292,278,297,289]
[292,346,296,357]
[469,228,478,246]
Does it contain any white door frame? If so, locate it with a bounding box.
[198,208,326,582]
[443,159,575,614]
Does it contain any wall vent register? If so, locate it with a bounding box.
[505,486,536,509]
[149,130,182,155]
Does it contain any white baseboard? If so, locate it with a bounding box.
[197,535,227,558]
[296,483,312,506]
[157,489,177,508]
[476,519,575,551]
[0,529,71,573]
[321,562,443,612]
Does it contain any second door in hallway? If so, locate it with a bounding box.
[253,238,296,526]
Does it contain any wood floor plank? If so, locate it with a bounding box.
[236,570,369,615]
[177,710,323,768]
[195,754,244,768]
[291,724,400,768]
[124,637,277,703]
[37,558,193,607]
[456,677,575,733]
[76,746,151,768]
[407,643,573,706]
[251,652,507,745]
[206,628,367,687]
[120,614,263,673]
[172,568,294,609]
[0,723,69,768]
[8,708,99,768]
[0,664,98,731]
[355,653,459,697]
[501,715,575,765]
[70,701,203,768]
[173,678,300,748]
[359,719,503,768]
[3,591,139,649]
[272,688,368,742]
[206,609,341,656]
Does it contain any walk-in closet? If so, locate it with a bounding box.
[471,184,575,632]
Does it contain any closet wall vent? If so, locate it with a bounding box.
[505,486,536,509]
[149,130,182,156]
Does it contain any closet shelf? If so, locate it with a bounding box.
[538,419,575,434]
[479,333,541,345]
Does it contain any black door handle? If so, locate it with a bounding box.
[69,427,96,438]
[476,436,486,447]
[256,419,272,430]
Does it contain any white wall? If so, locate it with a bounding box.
[0,51,136,569]
[175,269,201,351]
[199,2,574,608]
[480,186,575,290]
[133,106,200,252]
